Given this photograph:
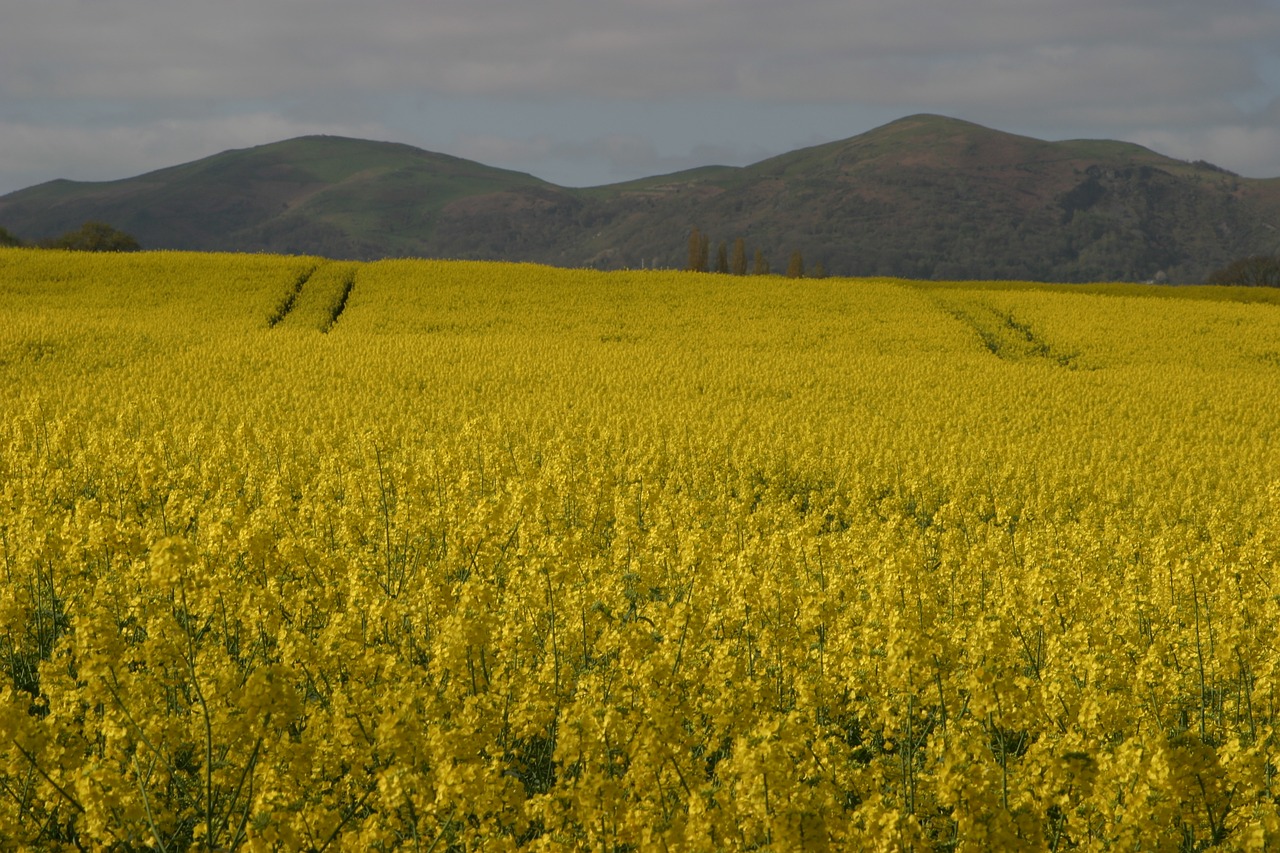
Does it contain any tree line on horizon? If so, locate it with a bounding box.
[3,219,1278,287]
[0,221,141,252]
[684,227,825,279]
[1203,254,1280,288]
[681,227,1280,287]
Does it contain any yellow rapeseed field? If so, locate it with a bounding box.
[1,247,1279,850]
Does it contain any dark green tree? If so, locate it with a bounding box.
[752,249,769,276]
[715,241,729,274]
[687,227,711,272]
[730,238,748,275]
[0,226,24,247]
[44,221,141,252]
[810,260,827,279]
[1205,255,1280,287]
[786,250,805,279]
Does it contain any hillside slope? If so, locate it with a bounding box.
[617,115,1280,282]
[0,135,570,259]
[3,115,1278,281]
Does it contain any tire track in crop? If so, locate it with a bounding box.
[268,263,321,328]
[322,269,357,333]
[270,261,358,332]
[931,294,1083,368]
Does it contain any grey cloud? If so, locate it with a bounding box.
[845,44,1258,112]
[0,114,391,189]
[1129,95,1280,179]
[1,0,1278,190]
[1130,125,1280,178]
[4,0,1276,100]
[452,132,776,186]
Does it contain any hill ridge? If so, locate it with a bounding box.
[3,115,1278,282]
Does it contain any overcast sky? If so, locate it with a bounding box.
[2,0,1279,195]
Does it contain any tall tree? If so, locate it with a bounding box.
[715,241,729,274]
[731,238,748,275]
[753,249,769,276]
[786,250,805,279]
[687,227,705,272]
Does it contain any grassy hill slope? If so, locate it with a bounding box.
[0,136,569,259]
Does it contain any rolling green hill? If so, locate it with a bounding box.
[3,115,1279,281]
[0,135,568,259]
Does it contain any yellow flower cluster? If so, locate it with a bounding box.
[2,247,1279,849]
